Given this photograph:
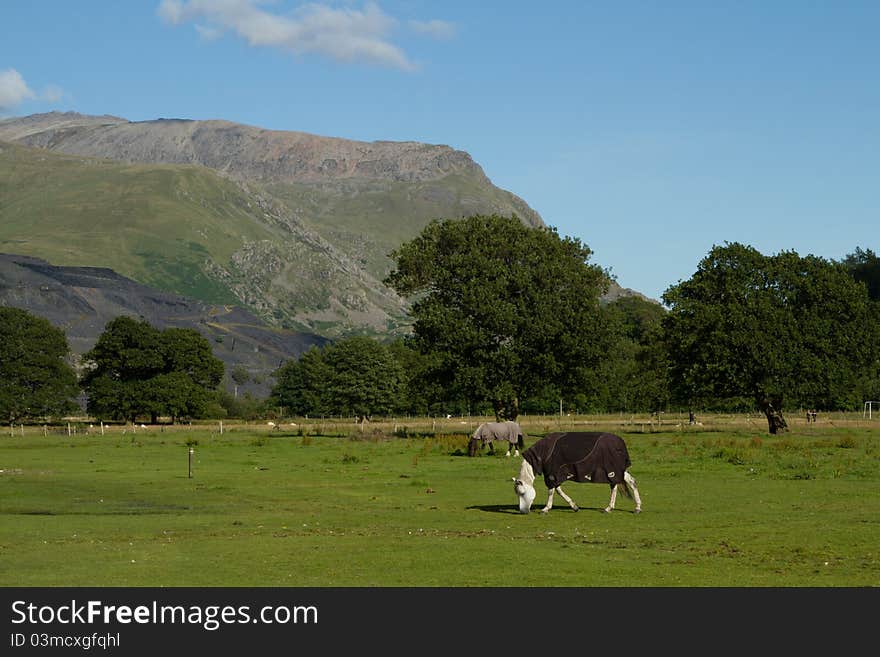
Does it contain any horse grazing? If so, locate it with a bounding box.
[469,420,526,457]
[512,431,642,514]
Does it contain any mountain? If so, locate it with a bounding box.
[0,111,548,338]
[0,253,327,398]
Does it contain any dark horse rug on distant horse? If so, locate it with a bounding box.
[512,431,642,514]
[468,421,526,457]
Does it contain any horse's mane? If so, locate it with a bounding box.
[516,459,535,487]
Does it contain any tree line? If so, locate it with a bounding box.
[2,216,878,434]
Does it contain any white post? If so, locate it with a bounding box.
[219,421,223,435]
[101,421,105,436]
[67,423,71,437]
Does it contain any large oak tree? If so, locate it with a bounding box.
[384,215,613,420]
[663,242,877,433]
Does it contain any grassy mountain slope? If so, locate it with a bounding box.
[0,112,558,336]
[265,173,540,280]
[0,140,408,335]
[1,142,254,302]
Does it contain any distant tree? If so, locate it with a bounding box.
[230,364,251,397]
[386,338,450,416]
[840,247,880,301]
[610,296,667,344]
[144,372,213,423]
[384,215,614,421]
[322,336,405,422]
[160,328,224,389]
[217,389,265,421]
[272,338,404,422]
[663,243,876,433]
[158,328,223,422]
[600,296,670,413]
[81,317,163,422]
[81,317,224,423]
[271,346,332,417]
[0,307,79,423]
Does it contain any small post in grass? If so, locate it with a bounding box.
[188,447,194,479]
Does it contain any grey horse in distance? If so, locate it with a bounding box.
[468,420,526,457]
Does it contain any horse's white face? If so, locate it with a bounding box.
[513,479,536,514]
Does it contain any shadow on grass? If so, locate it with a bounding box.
[466,504,520,514]
[467,504,631,514]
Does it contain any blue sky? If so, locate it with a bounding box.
[2,1,878,302]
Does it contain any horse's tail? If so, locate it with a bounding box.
[517,434,524,449]
[619,471,636,499]
[467,437,478,457]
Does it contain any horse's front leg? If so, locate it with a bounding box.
[540,488,556,513]
[625,471,642,514]
[555,485,579,511]
[604,484,618,513]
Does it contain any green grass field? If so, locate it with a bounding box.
[1,415,878,587]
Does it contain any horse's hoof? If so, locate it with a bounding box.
[540,509,549,514]
[572,507,579,512]
[602,508,611,513]
[634,508,642,514]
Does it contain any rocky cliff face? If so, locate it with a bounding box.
[1,111,521,190]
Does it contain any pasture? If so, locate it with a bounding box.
[1,414,878,586]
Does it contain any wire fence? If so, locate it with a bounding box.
[5,408,877,439]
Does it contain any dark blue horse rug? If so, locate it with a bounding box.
[523,431,632,490]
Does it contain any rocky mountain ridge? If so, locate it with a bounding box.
[0,110,512,189]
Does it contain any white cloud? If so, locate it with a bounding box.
[0,68,35,110]
[195,23,223,40]
[157,0,184,24]
[0,69,66,112]
[408,19,455,40]
[157,1,454,71]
